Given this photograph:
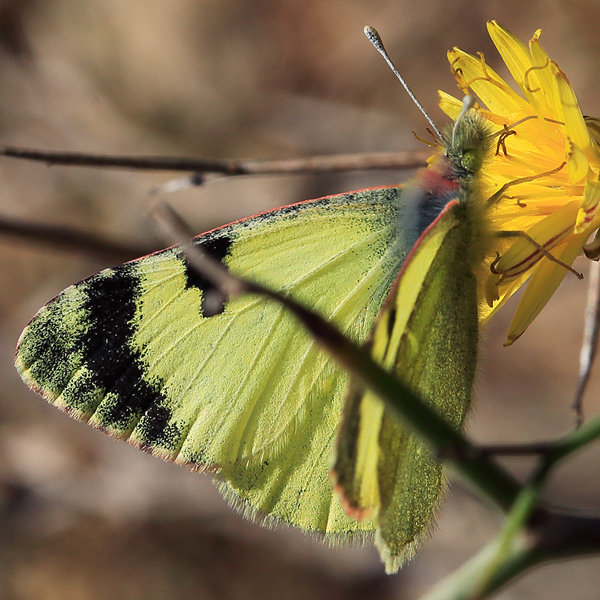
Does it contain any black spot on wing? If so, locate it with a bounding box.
[77,265,180,450]
[136,404,181,450]
[183,235,233,317]
[387,308,397,339]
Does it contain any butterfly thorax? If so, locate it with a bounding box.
[398,113,491,258]
[443,110,495,269]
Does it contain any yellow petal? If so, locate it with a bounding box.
[584,116,600,147]
[480,274,528,324]
[494,201,579,280]
[438,90,463,120]
[553,63,600,165]
[583,229,600,259]
[575,177,600,233]
[484,271,501,307]
[566,138,591,184]
[447,48,527,116]
[486,21,540,102]
[529,31,561,117]
[505,235,586,344]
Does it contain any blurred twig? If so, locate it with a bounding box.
[0,145,430,177]
[0,214,156,263]
[573,260,600,426]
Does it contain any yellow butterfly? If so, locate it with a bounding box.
[15,28,496,573]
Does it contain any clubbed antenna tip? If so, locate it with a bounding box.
[364,26,442,140]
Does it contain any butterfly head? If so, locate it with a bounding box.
[443,109,492,182]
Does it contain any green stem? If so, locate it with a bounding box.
[425,506,600,600]
[421,473,545,600]
[420,539,534,600]
[548,412,600,461]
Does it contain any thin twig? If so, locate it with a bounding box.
[546,407,600,461]
[0,145,431,176]
[474,406,600,464]
[475,443,553,457]
[0,214,156,263]
[573,260,600,427]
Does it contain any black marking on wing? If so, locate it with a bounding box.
[183,235,233,317]
[387,307,397,339]
[136,404,180,450]
[78,265,180,450]
[17,300,85,399]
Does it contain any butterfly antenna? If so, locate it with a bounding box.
[451,94,476,148]
[364,26,442,141]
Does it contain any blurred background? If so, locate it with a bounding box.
[1,0,600,598]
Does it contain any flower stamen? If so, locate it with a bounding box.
[496,230,584,279]
[450,52,504,95]
[495,126,516,156]
[450,57,467,89]
[489,252,502,272]
[487,162,567,205]
[507,196,528,208]
[412,129,441,148]
[523,59,550,94]
[489,116,565,156]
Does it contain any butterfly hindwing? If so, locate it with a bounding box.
[334,200,478,572]
[16,186,409,536]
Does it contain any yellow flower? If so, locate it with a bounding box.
[439,21,600,345]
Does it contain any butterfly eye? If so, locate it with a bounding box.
[461,148,483,174]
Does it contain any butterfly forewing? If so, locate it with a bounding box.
[16,186,406,536]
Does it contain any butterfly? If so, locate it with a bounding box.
[14,27,494,572]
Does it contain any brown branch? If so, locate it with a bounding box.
[530,508,600,560]
[573,260,600,427]
[0,215,156,263]
[0,145,431,176]
[472,443,553,457]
